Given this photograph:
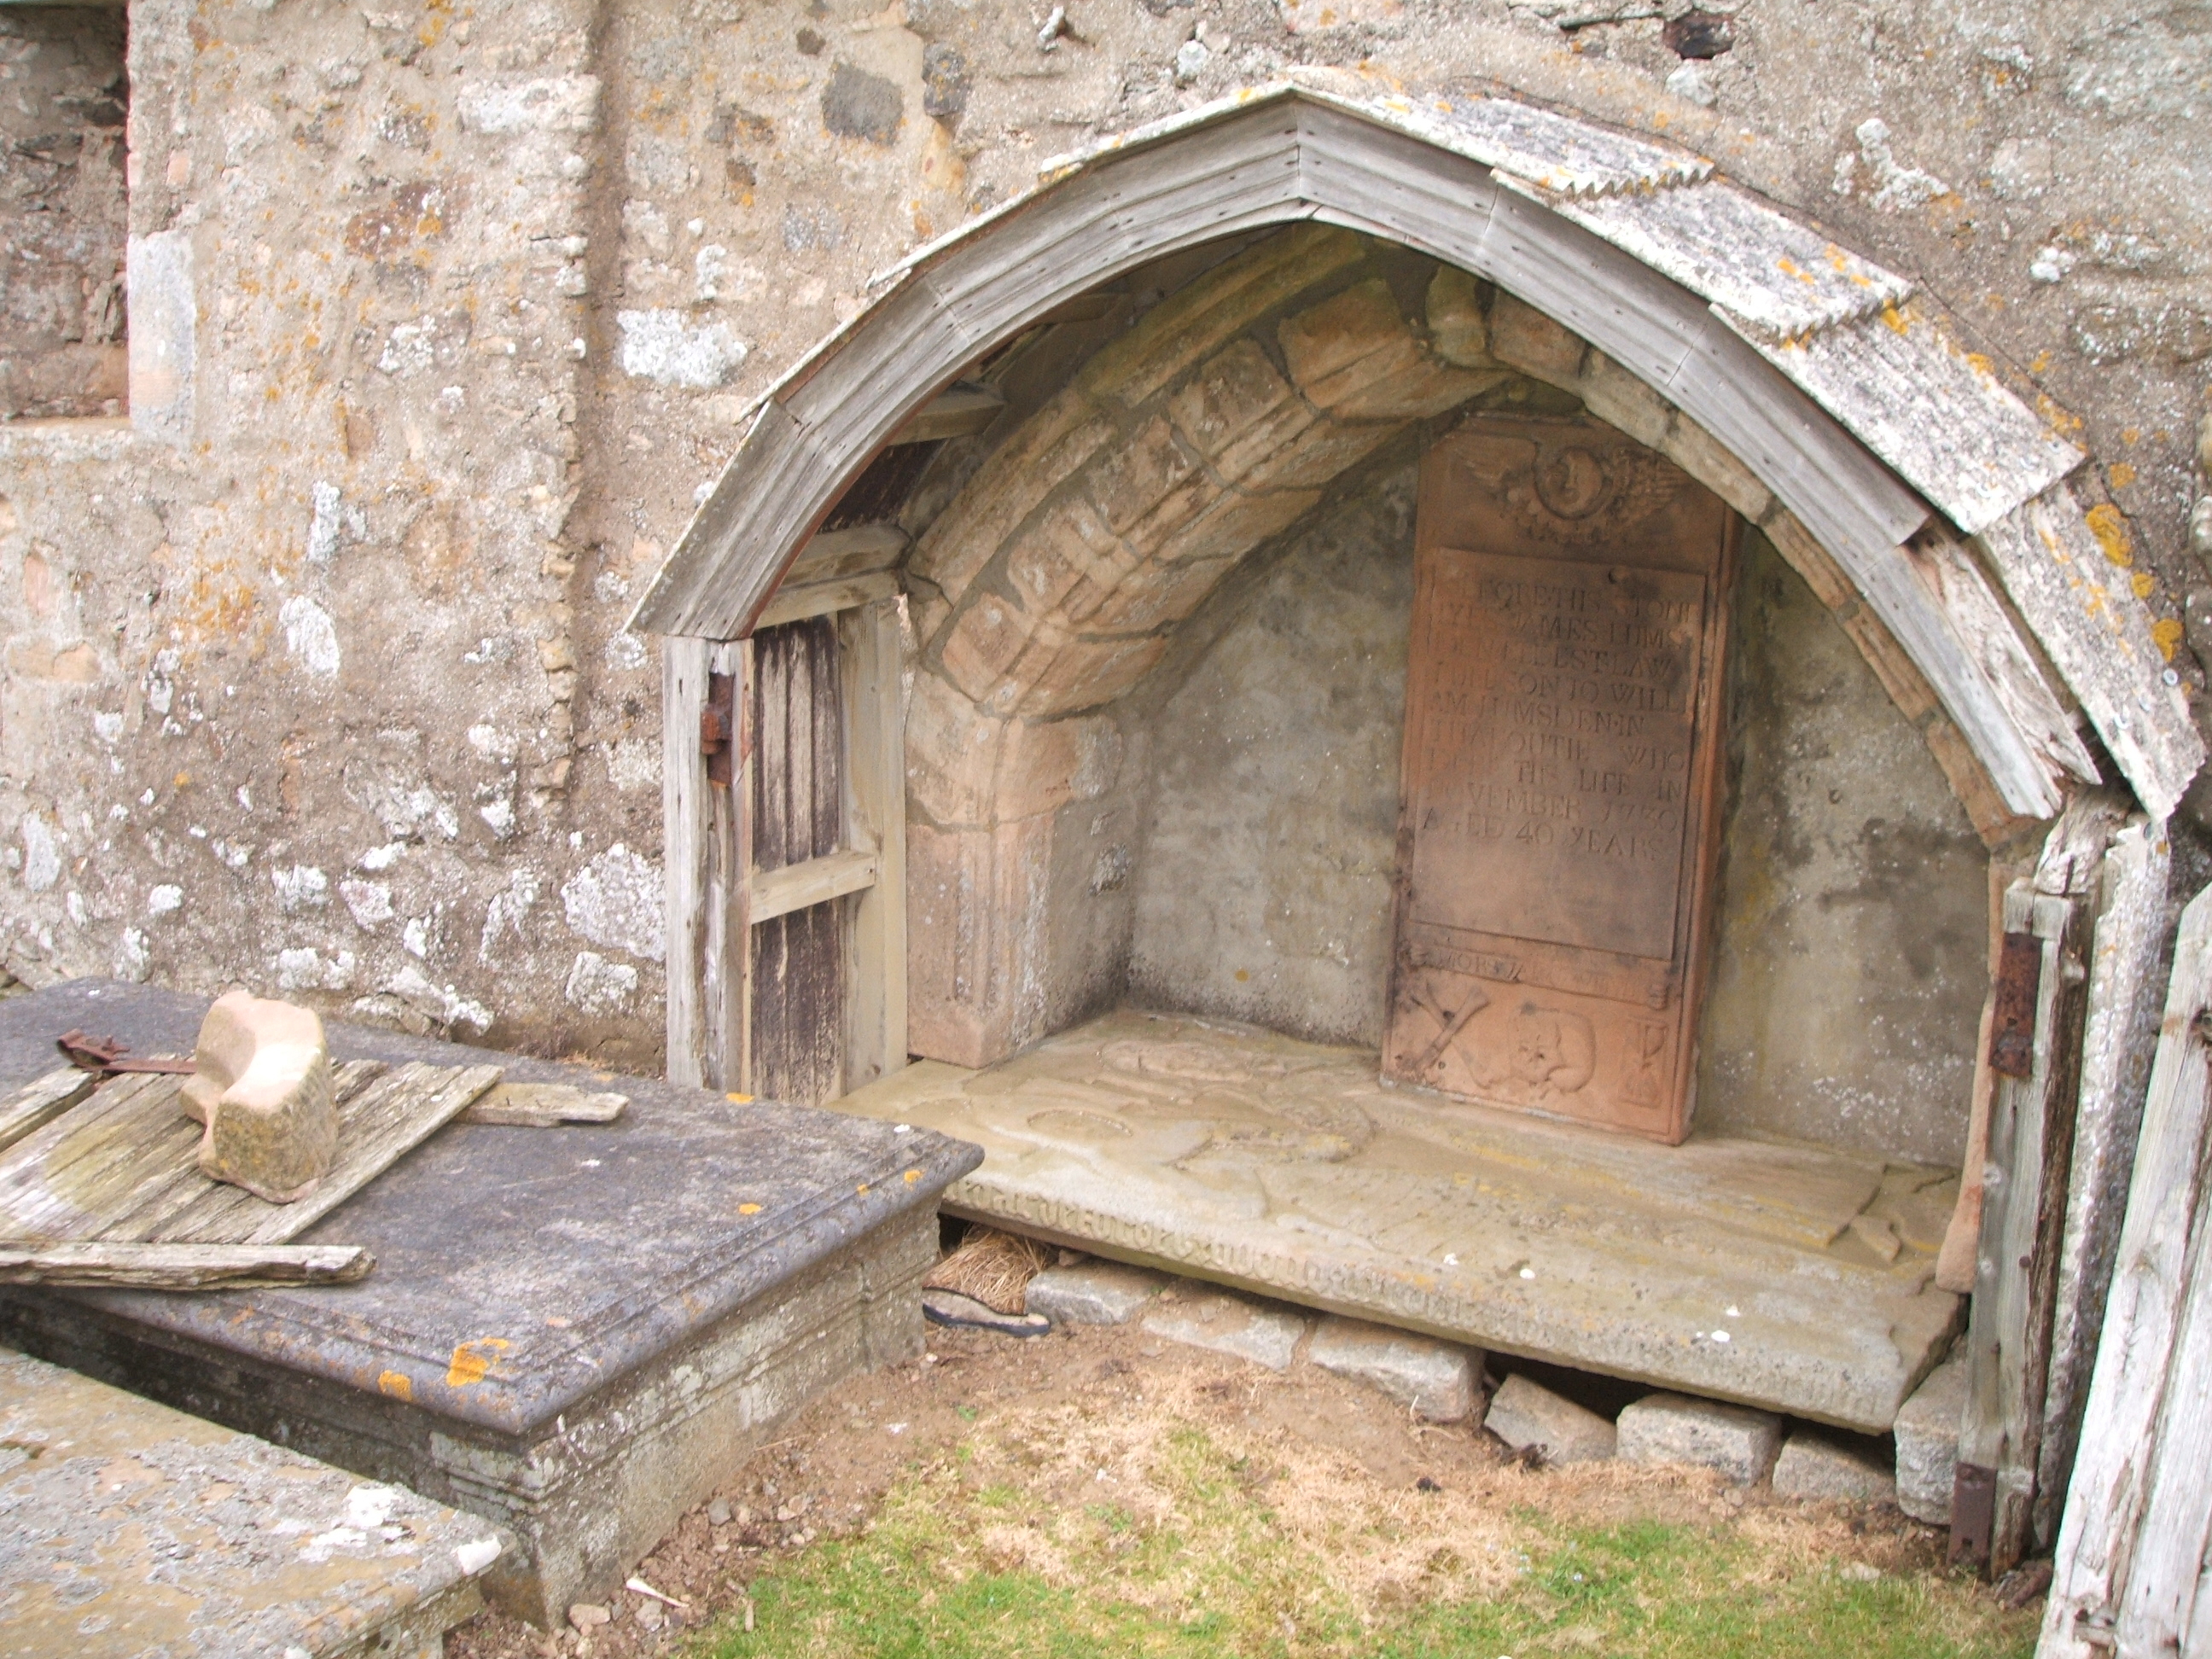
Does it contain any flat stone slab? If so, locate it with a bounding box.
[1308,1315,1478,1420]
[1143,1289,1307,1371]
[1027,1260,1168,1326]
[1893,1351,1967,1524]
[0,1344,500,1658]
[1484,1372,1617,1464]
[1617,1392,1783,1485]
[0,981,981,1627]
[1773,1432,1897,1504]
[830,1008,1963,1430]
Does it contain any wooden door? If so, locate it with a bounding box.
[1384,418,1737,1144]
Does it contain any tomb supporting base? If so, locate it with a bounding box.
[0,981,979,1627]
[835,1007,1965,1433]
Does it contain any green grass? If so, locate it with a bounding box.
[687,1430,2037,1659]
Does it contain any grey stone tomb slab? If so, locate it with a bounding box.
[1482,1372,1617,1465]
[1307,1315,1479,1421]
[1616,1392,1783,1484]
[0,981,981,1628]
[1892,1350,1968,1525]
[830,1009,1963,1430]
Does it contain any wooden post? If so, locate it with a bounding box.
[2034,818,2172,1550]
[705,638,752,1092]
[662,637,714,1088]
[2040,880,2212,1659]
[1954,795,2123,1577]
[841,597,908,1093]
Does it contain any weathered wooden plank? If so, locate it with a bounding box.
[2041,881,2212,1657]
[1534,175,1911,335]
[1733,299,2083,538]
[661,634,714,1088]
[0,1241,374,1289]
[2035,818,2170,1550]
[842,597,908,1094]
[1959,797,2120,1576]
[704,638,751,1091]
[894,381,1004,443]
[0,1067,96,1154]
[1976,482,2204,822]
[751,847,878,925]
[460,1082,628,1126]
[754,571,900,631]
[781,522,909,587]
[0,1071,203,1242]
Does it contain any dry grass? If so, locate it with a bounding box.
[922,1227,1055,1314]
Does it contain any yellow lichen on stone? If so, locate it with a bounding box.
[2085,503,2133,566]
[2152,617,2184,661]
[445,1337,510,1388]
[377,1370,414,1401]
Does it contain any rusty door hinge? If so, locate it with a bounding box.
[1989,931,2041,1078]
[701,671,740,788]
[1949,1462,1997,1572]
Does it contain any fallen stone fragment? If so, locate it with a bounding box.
[1142,1289,1307,1371]
[1307,1316,1480,1421]
[1773,1432,1896,1503]
[922,1287,1051,1336]
[1616,1392,1782,1484]
[461,1080,628,1126]
[1892,1350,1967,1524]
[1026,1260,1169,1326]
[569,1602,611,1633]
[707,1496,732,1526]
[1482,1372,1617,1464]
[181,990,335,1203]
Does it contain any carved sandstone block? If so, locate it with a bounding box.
[180,991,336,1204]
[1282,278,1499,420]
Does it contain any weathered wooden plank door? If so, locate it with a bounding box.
[1384,417,1737,1144]
[749,617,848,1106]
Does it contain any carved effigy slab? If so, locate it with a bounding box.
[1387,420,1735,1141]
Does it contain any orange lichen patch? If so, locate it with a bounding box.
[1880,304,1909,336]
[857,1182,871,1196]
[445,1337,512,1388]
[2133,572,2156,599]
[726,1092,754,1104]
[2109,462,2138,488]
[2153,617,2185,661]
[2122,428,2141,445]
[377,1370,414,1401]
[2086,503,2134,566]
[905,1168,922,1184]
[738,1202,763,1214]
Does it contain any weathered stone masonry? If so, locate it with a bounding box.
[0,0,2206,1069]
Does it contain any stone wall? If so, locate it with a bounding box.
[0,0,2202,1074]
[0,6,127,420]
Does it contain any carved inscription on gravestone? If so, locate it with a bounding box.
[1386,420,1735,1142]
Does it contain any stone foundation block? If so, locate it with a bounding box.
[1143,1289,1306,1371]
[1027,1260,1167,1326]
[1616,1392,1782,1484]
[183,989,335,1203]
[1307,1316,1479,1421]
[1482,1372,1616,1464]
[1773,1433,1897,1503]
[1892,1352,1966,1524]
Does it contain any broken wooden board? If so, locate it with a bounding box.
[0,1059,503,1248]
[461,1080,629,1127]
[0,1241,375,1288]
[0,1067,96,1155]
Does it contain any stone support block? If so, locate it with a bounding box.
[1081,555,1237,634]
[1575,349,1674,450]
[1089,417,1204,537]
[1238,419,1400,492]
[1307,1315,1480,1421]
[1142,1289,1307,1371]
[1008,493,1141,624]
[908,392,1112,602]
[1488,290,1586,383]
[1026,1260,1168,1325]
[1167,340,1318,484]
[1772,1433,1897,1504]
[1616,1392,1783,1485]
[1278,279,1492,420]
[1017,634,1169,717]
[905,815,1053,1068]
[1425,265,1493,366]
[1152,485,1320,566]
[1079,223,1364,410]
[1481,1371,1617,1464]
[1659,416,1775,522]
[1891,1352,1966,1525]
[182,991,335,1204]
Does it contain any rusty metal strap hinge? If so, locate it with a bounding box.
[700,671,742,788]
[1988,930,2041,1078]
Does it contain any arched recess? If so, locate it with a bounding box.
[632,82,2201,1087]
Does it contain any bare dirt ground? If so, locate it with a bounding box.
[446,1311,1976,1659]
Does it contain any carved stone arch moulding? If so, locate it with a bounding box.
[633,81,2202,1076]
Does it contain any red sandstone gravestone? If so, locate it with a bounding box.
[1386,419,1737,1143]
